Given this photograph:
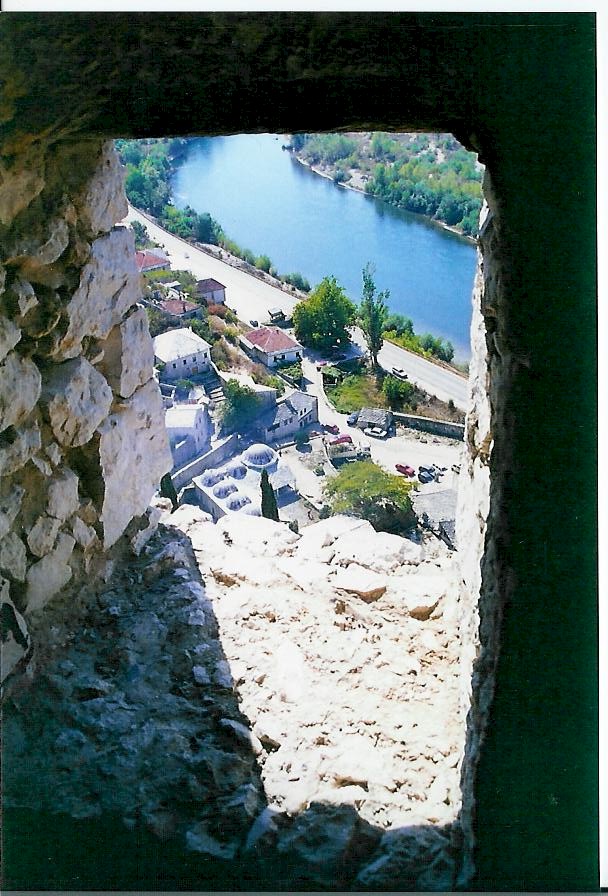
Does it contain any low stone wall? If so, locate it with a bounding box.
[1,140,172,686]
[172,434,239,492]
[394,413,465,440]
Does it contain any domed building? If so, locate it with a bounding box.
[192,443,295,522]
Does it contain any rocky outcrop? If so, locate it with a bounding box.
[2,511,466,890]
[0,140,172,686]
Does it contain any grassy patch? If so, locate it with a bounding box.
[326,372,388,414]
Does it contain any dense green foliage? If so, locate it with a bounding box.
[219,379,261,433]
[291,132,482,237]
[324,461,416,533]
[260,469,279,521]
[292,276,356,352]
[326,371,386,414]
[382,375,415,408]
[358,264,388,369]
[129,220,152,249]
[384,328,454,363]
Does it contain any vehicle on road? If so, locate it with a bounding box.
[419,465,436,475]
[325,423,340,435]
[391,367,408,379]
[316,360,328,370]
[418,470,434,483]
[184,252,189,258]
[331,435,353,446]
[452,463,461,474]
[249,319,259,327]
[347,411,359,426]
[395,464,416,477]
[364,426,387,438]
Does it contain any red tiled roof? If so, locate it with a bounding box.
[135,250,168,272]
[159,299,199,315]
[197,278,226,292]
[245,326,301,354]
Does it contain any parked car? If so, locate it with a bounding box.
[364,426,387,438]
[249,319,259,327]
[325,423,340,435]
[452,463,461,474]
[331,434,353,446]
[395,464,416,477]
[419,465,436,475]
[347,411,359,426]
[418,470,434,483]
[391,367,408,379]
[316,360,328,369]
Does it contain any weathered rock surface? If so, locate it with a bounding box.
[98,379,172,548]
[0,352,41,432]
[42,357,113,448]
[98,305,155,399]
[25,532,76,612]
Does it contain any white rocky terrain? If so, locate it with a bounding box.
[3,506,467,890]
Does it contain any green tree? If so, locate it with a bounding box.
[220,379,261,433]
[129,220,150,249]
[359,263,389,369]
[255,254,272,273]
[324,460,416,533]
[292,276,356,352]
[260,469,279,521]
[382,375,415,408]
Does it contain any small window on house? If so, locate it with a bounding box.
[172,363,176,369]
[183,359,187,365]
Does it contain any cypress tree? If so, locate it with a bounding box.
[260,469,279,521]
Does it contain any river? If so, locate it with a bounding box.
[172,133,478,361]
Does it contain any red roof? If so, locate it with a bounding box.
[245,326,301,354]
[159,299,200,315]
[197,278,226,293]
[135,250,168,272]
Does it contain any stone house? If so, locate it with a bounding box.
[157,298,203,323]
[153,327,211,381]
[241,326,303,368]
[165,402,212,468]
[257,390,318,442]
[196,278,226,305]
[135,249,169,273]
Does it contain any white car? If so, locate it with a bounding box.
[363,426,387,438]
[391,367,408,379]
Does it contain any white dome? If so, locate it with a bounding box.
[227,494,251,511]
[213,482,238,499]
[242,443,277,469]
[200,470,224,488]
[225,462,247,480]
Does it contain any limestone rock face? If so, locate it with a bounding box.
[0,422,41,476]
[46,468,80,521]
[42,358,113,447]
[98,305,155,399]
[0,582,30,685]
[75,142,128,236]
[0,531,27,582]
[25,532,76,613]
[331,528,423,572]
[0,352,41,432]
[26,514,61,557]
[0,154,45,226]
[98,379,172,548]
[56,228,140,359]
[0,315,21,362]
[0,485,24,540]
[332,563,387,602]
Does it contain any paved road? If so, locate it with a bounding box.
[125,207,470,410]
[124,206,300,324]
[351,327,469,411]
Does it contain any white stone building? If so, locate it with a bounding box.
[165,402,213,468]
[153,327,211,381]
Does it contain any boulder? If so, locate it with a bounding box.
[97,305,155,399]
[332,563,386,602]
[0,315,20,363]
[47,468,80,521]
[0,485,24,540]
[295,515,371,560]
[25,532,75,612]
[218,514,299,556]
[0,531,27,582]
[0,351,41,432]
[26,514,61,557]
[332,529,423,572]
[56,228,140,358]
[97,379,172,548]
[0,582,30,685]
[75,142,128,236]
[42,357,112,448]
[354,825,455,891]
[0,422,41,476]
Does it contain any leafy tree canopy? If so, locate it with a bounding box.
[292,276,356,352]
[324,460,416,533]
[219,379,261,433]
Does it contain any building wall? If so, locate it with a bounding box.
[160,348,210,380]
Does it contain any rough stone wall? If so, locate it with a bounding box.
[1,139,172,685]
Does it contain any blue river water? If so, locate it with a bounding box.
[172,133,478,361]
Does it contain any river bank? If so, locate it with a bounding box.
[288,148,478,247]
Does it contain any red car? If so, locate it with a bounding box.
[325,423,340,435]
[395,463,416,477]
[331,434,353,446]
